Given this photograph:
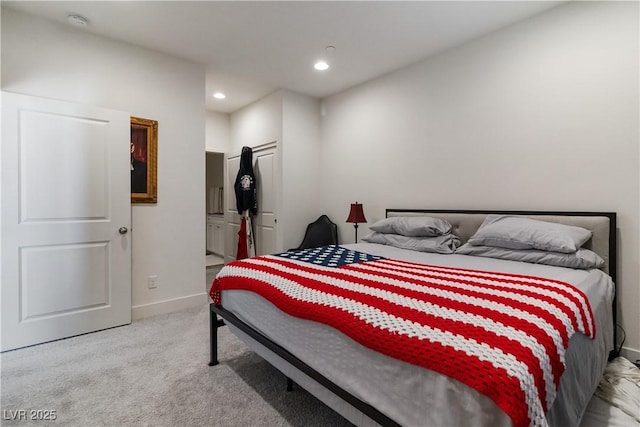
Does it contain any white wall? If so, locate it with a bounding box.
[281,91,322,250]
[320,1,640,356]
[229,91,283,153]
[228,91,284,253]
[205,110,230,153]
[1,8,208,318]
[229,90,321,251]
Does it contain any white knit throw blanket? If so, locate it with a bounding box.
[595,357,640,423]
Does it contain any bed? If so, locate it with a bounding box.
[208,209,617,427]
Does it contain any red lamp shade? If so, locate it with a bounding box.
[346,202,366,243]
[346,202,367,224]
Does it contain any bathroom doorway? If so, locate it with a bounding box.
[206,152,224,289]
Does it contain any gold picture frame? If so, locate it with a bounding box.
[130,116,158,203]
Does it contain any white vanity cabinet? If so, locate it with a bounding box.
[207,214,224,255]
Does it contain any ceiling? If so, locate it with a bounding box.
[3,1,564,113]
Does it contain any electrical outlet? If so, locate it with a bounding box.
[148,275,158,289]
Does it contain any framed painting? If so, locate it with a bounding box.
[130,116,158,203]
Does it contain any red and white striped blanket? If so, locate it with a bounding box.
[209,246,595,427]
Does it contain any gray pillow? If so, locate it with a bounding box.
[369,216,452,237]
[467,215,592,254]
[362,231,461,254]
[455,243,604,270]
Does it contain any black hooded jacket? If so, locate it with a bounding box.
[234,146,257,215]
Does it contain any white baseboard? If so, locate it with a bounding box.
[620,346,640,363]
[132,292,208,321]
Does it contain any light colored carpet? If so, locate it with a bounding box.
[0,304,351,427]
[2,282,634,427]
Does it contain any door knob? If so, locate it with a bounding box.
[119,227,128,235]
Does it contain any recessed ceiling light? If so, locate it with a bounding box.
[314,61,329,71]
[213,92,226,99]
[67,14,88,27]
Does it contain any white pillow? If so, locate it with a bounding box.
[369,216,452,237]
[467,215,592,254]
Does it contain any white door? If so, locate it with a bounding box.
[224,142,277,262]
[252,147,277,256]
[1,92,131,351]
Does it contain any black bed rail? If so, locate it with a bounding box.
[209,303,401,427]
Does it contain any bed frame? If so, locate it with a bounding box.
[208,209,617,427]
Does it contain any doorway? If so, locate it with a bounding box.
[205,152,224,290]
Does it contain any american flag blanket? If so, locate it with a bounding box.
[209,246,595,427]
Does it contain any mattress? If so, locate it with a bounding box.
[219,242,614,427]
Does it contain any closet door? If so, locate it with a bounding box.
[252,145,277,256]
[224,142,278,262]
[1,92,132,351]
